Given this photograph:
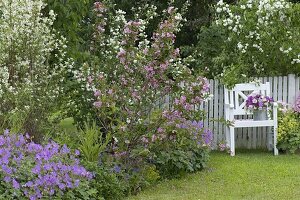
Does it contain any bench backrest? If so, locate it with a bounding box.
[224,82,271,116]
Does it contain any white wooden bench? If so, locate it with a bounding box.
[224,82,278,156]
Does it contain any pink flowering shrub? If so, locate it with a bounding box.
[74,1,212,186]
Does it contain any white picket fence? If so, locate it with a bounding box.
[201,74,300,149]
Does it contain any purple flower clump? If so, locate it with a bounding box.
[180,120,213,147]
[245,93,274,110]
[0,130,92,199]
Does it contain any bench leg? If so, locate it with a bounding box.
[230,127,235,156]
[274,125,278,156]
[226,126,230,149]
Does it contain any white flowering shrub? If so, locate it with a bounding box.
[198,0,300,87]
[0,0,72,138]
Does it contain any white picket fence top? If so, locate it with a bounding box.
[201,74,300,149]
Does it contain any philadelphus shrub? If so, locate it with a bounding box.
[0,0,73,135]
[214,0,300,86]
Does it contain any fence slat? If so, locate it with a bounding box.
[219,83,224,147]
[213,80,219,148]
[283,76,288,103]
[208,80,214,140]
[278,76,283,101]
[273,77,278,101]
[288,74,296,104]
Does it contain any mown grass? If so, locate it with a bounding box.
[128,150,300,200]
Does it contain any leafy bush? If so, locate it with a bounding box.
[0,130,94,199]
[83,161,126,200]
[149,120,211,177]
[277,97,300,153]
[277,111,300,153]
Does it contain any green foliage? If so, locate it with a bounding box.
[277,111,300,153]
[45,0,94,60]
[192,24,227,77]
[154,147,209,178]
[83,162,126,200]
[79,122,111,162]
[61,180,99,200]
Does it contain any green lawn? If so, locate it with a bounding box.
[128,150,300,200]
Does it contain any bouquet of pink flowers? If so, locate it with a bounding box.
[245,93,274,110]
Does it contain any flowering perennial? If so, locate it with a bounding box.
[0,130,92,199]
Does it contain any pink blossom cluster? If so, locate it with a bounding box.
[294,93,300,113]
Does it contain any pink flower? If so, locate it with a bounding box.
[94,2,106,13]
[174,48,180,56]
[93,101,102,108]
[141,136,149,144]
[157,127,164,133]
[87,76,93,84]
[160,63,168,70]
[180,96,186,104]
[144,65,154,72]
[117,48,126,58]
[151,134,157,142]
[108,89,113,95]
[143,48,148,54]
[94,90,101,97]
[124,27,131,34]
[167,6,175,14]
[184,103,193,111]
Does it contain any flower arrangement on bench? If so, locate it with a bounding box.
[245,93,274,120]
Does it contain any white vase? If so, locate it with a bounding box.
[253,110,267,121]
